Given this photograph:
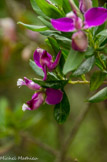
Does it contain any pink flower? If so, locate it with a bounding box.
[34,48,61,80]
[51,1,107,51]
[17,77,63,111]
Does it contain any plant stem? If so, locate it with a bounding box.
[68,80,89,84]
[58,103,91,162]
[68,80,107,85]
[96,52,107,70]
[87,29,95,48]
[0,142,14,155]
[21,132,59,157]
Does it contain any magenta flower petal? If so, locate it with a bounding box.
[34,48,52,68]
[17,77,41,90]
[33,48,43,68]
[26,92,45,110]
[24,77,41,90]
[42,65,47,81]
[84,7,107,28]
[45,88,63,105]
[34,48,61,80]
[40,50,52,67]
[51,18,75,32]
[49,51,61,70]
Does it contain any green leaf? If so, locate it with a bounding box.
[85,47,94,57]
[88,87,107,103]
[90,71,107,91]
[33,79,68,89]
[38,16,54,30]
[40,30,61,36]
[30,0,49,19]
[48,37,60,55]
[93,22,106,36]
[53,35,71,49]
[48,37,65,72]
[49,0,63,6]
[95,54,107,71]
[47,37,66,71]
[29,60,44,77]
[40,31,71,49]
[18,22,48,31]
[35,0,63,18]
[47,72,59,80]
[63,49,85,75]
[97,29,107,36]
[92,0,98,7]
[72,56,95,76]
[63,0,74,14]
[99,36,107,46]
[54,91,70,124]
[97,29,107,45]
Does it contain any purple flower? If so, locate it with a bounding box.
[51,6,107,51]
[17,77,63,111]
[22,88,63,111]
[72,31,88,52]
[84,8,107,28]
[51,7,107,32]
[22,92,45,111]
[34,48,61,80]
[17,77,41,90]
[45,88,63,105]
[79,0,92,13]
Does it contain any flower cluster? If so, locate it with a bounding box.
[17,0,107,114]
[17,49,63,111]
[51,0,107,52]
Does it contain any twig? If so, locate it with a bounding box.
[21,132,59,157]
[96,103,107,130]
[58,103,91,162]
[0,142,14,155]
[68,80,107,85]
[21,132,76,162]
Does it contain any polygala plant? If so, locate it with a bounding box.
[17,0,107,124]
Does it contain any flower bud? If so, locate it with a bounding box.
[72,31,88,52]
[79,0,92,13]
[22,92,45,111]
[17,77,41,90]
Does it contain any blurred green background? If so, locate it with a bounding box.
[0,0,107,162]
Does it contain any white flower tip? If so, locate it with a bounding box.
[66,11,74,18]
[37,48,44,54]
[17,78,24,88]
[22,104,29,111]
